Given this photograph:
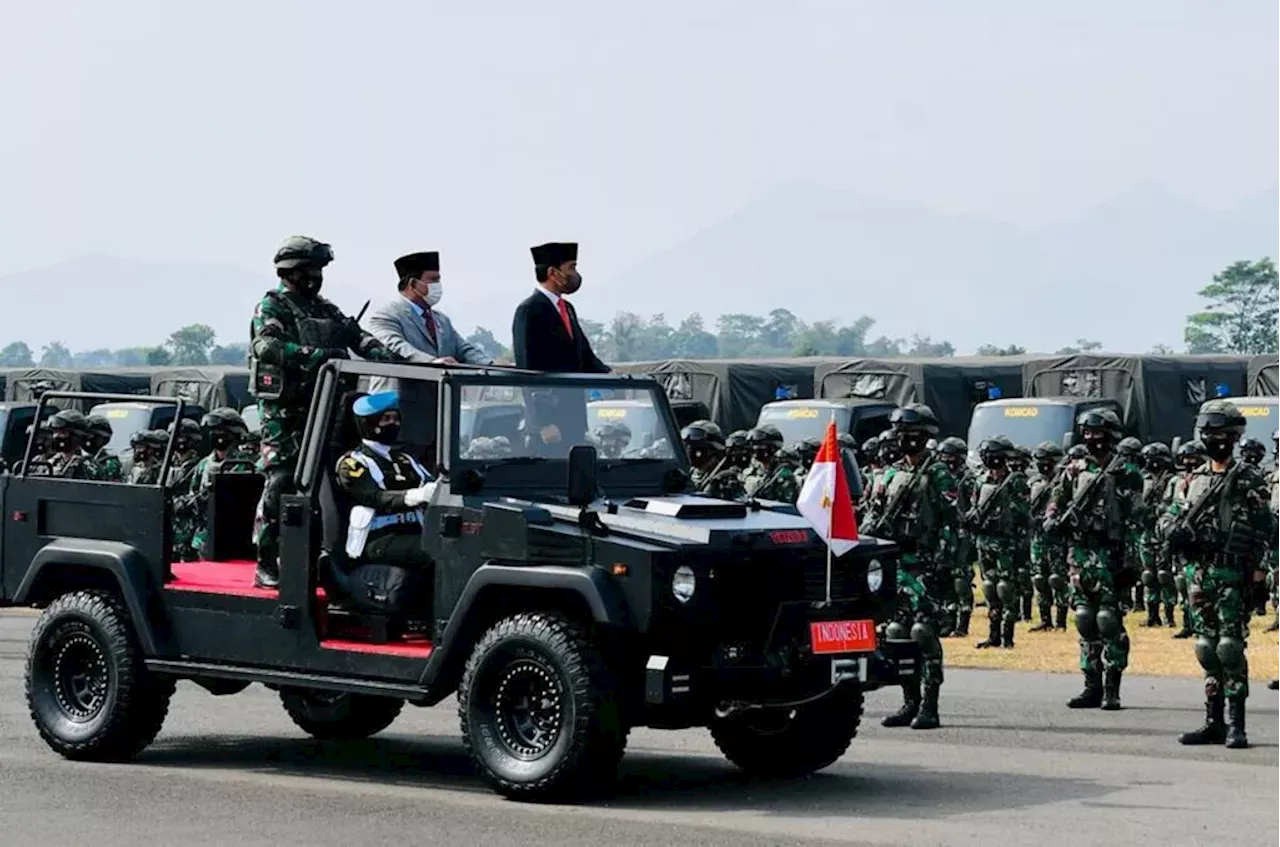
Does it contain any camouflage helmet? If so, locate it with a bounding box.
[273,236,334,270]
[1140,442,1173,465]
[168,417,203,447]
[48,409,89,434]
[1238,437,1265,461]
[1066,443,1090,461]
[687,419,723,440]
[775,444,800,463]
[1177,439,1206,461]
[1194,399,1246,437]
[1032,440,1065,461]
[1117,436,1142,457]
[201,407,248,434]
[129,429,152,450]
[85,414,113,442]
[925,438,938,451]
[836,432,857,451]
[747,426,783,447]
[725,430,750,450]
[861,436,880,456]
[797,437,822,464]
[889,403,940,435]
[936,436,967,456]
[979,436,1014,463]
[1077,407,1122,434]
[681,423,724,446]
[594,419,632,441]
[756,424,784,443]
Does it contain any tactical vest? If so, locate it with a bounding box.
[344,447,431,559]
[250,290,349,401]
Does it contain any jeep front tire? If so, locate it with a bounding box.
[279,690,404,739]
[25,590,175,761]
[710,686,863,777]
[458,611,627,800]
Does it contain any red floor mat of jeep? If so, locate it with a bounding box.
[166,560,328,599]
[319,638,434,658]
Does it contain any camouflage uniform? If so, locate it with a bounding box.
[1266,445,1278,632]
[1171,441,1207,638]
[1137,443,1177,627]
[127,430,166,485]
[753,447,803,503]
[45,411,94,480]
[249,236,399,587]
[865,404,957,730]
[1162,401,1271,749]
[950,465,978,635]
[969,437,1031,649]
[1028,441,1068,631]
[165,420,204,563]
[85,415,124,482]
[188,409,257,559]
[1044,409,1142,710]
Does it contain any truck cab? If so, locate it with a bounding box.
[966,396,1125,467]
[755,398,898,445]
[3,362,911,802]
[0,402,58,472]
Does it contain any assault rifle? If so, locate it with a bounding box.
[1164,459,1250,558]
[1029,468,1063,517]
[865,460,933,540]
[1045,452,1126,540]
[964,469,1022,534]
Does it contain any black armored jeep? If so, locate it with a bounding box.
[1,362,910,801]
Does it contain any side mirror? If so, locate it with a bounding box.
[1062,432,1074,450]
[567,444,599,507]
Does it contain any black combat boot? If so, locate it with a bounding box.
[910,682,941,730]
[1029,604,1053,632]
[882,678,920,728]
[1142,601,1160,627]
[1268,680,1278,690]
[1054,605,1069,630]
[1021,594,1034,622]
[1225,700,1249,749]
[954,611,971,637]
[1000,615,1016,649]
[1172,607,1193,639]
[253,560,280,589]
[1101,669,1122,711]
[975,614,1001,648]
[1067,672,1103,708]
[1178,694,1226,745]
[1162,603,1177,627]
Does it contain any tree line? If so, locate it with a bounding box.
[1,257,1274,369]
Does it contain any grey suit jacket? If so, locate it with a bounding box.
[365,297,492,459]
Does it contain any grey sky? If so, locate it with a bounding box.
[1,0,1275,344]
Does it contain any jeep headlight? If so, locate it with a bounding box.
[867,558,883,592]
[672,565,696,603]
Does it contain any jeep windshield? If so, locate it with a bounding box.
[757,404,851,445]
[967,403,1074,452]
[453,380,679,464]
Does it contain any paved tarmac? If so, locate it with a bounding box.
[0,610,1275,846]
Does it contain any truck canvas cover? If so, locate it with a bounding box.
[1021,354,1249,444]
[150,366,251,411]
[609,358,844,434]
[3,367,158,411]
[1248,355,1278,397]
[815,356,1029,438]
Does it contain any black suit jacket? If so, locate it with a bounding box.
[512,290,610,374]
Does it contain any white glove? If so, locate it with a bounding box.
[403,482,437,507]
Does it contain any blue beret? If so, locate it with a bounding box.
[353,391,399,417]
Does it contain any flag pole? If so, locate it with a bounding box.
[825,412,835,605]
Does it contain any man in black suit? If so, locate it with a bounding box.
[512,242,610,374]
[511,242,608,455]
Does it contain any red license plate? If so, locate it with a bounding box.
[809,619,876,655]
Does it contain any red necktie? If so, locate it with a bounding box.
[423,309,438,347]
[556,298,573,338]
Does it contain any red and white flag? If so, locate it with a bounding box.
[796,418,859,556]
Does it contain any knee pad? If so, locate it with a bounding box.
[982,580,997,603]
[1074,606,1099,639]
[885,621,910,641]
[996,580,1016,604]
[1032,575,1049,595]
[1140,570,1156,588]
[1157,570,1175,588]
[1215,637,1246,671]
[1174,573,1187,591]
[1194,636,1221,673]
[910,622,942,658]
[1095,607,1122,639]
[1049,573,1067,593]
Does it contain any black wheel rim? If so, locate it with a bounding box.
[48,630,110,723]
[490,658,565,760]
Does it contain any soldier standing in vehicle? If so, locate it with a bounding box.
[969,437,1030,649]
[166,419,205,562]
[1160,400,1271,749]
[188,409,257,560]
[1028,441,1068,631]
[85,415,123,482]
[1171,440,1207,639]
[864,404,958,730]
[1137,442,1177,627]
[741,426,784,498]
[249,236,402,588]
[1043,409,1142,711]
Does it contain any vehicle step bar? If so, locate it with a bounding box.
[145,659,431,701]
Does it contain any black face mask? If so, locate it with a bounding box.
[371,423,400,445]
[1203,438,1233,462]
[1084,433,1110,457]
[296,271,323,297]
[52,435,73,453]
[898,432,928,456]
[558,269,583,294]
[212,434,235,452]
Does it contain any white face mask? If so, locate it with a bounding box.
[424,281,443,307]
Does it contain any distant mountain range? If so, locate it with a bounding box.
[1,181,1275,354]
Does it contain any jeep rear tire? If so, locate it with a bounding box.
[458,611,627,801]
[279,690,404,739]
[710,686,863,777]
[25,590,175,761]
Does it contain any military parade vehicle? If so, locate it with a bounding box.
[1,361,910,801]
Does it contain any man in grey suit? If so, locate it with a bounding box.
[366,251,492,465]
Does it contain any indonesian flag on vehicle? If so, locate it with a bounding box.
[796,418,859,555]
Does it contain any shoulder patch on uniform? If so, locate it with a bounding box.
[338,456,365,477]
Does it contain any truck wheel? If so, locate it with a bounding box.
[710,686,863,777]
[25,590,174,761]
[279,690,404,739]
[458,611,627,800]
